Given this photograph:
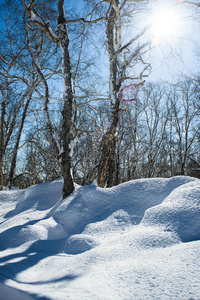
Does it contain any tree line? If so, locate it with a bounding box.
[0,0,199,197]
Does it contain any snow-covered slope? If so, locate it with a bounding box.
[0,176,200,299]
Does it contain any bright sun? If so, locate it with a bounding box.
[150,6,181,45]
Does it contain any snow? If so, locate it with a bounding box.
[47,26,60,41]
[0,176,200,299]
[0,282,35,300]
[30,11,45,26]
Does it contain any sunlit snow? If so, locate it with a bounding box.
[0,176,200,299]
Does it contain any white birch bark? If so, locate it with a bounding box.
[23,0,75,197]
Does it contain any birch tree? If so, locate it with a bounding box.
[23,0,75,198]
[97,0,151,187]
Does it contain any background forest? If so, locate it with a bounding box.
[0,0,200,193]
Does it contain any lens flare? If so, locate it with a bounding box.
[150,5,181,43]
[151,37,160,46]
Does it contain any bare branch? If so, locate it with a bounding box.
[181,1,200,7]
[23,0,60,43]
[117,26,148,54]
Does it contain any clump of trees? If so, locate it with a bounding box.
[0,0,200,196]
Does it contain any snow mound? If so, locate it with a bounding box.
[83,215,181,250]
[141,181,200,242]
[1,176,200,299]
[127,226,180,249]
[63,234,99,254]
[0,217,68,250]
[83,210,132,237]
[6,179,63,217]
[27,217,68,241]
[18,224,48,244]
[0,190,25,218]
[53,176,197,238]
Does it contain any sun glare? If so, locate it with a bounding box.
[150,5,181,45]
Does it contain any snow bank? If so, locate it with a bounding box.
[6,178,63,218]
[0,190,25,218]
[1,176,200,299]
[141,180,200,242]
[53,176,197,238]
[0,179,65,250]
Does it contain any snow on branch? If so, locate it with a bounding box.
[30,10,45,25]
[23,0,59,44]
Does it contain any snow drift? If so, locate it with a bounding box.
[142,180,200,242]
[53,176,197,236]
[0,176,200,299]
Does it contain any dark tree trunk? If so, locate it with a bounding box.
[59,17,74,198]
[98,107,119,187]
[97,6,120,187]
[0,88,7,189]
[7,92,32,189]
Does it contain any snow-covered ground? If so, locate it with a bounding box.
[0,176,200,299]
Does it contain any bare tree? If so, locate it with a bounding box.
[168,80,199,175]
[0,0,41,189]
[97,0,151,187]
[23,0,76,198]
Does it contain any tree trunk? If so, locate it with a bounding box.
[7,92,32,189]
[98,128,117,187]
[97,6,120,187]
[0,87,7,189]
[23,0,75,198]
[97,93,120,187]
[59,23,74,198]
[114,146,120,186]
